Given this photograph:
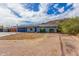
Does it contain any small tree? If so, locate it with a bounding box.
[58,17,79,35]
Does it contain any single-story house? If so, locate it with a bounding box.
[17,25,58,33]
[0,20,58,33]
[17,20,58,33]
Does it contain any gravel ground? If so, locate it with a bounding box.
[0,33,79,56]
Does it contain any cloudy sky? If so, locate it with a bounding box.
[0,3,79,26]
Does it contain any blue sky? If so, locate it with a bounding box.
[0,3,78,26]
[21,3,74,15]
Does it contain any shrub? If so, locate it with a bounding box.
[58,17,79,35]
[40,28,46,33]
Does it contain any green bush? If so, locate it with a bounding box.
[40,28,46,33]
[58,17,79,35]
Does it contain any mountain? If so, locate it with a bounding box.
[41,18,72,26]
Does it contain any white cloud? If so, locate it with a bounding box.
[0,3,78,26]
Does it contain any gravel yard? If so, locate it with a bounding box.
[0,33,79,56]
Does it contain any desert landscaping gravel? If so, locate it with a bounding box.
[0,33,79,56]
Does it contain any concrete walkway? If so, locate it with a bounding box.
[0,32,16,37]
